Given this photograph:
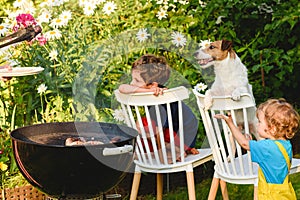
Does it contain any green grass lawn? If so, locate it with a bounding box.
[137,173,300,200]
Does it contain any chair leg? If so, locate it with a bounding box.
[208,177,220,200]
[157,173,163,200]
[253,186,258,200]
[186,171,196,200]
[130,172,141,200]
[220,180,228,200]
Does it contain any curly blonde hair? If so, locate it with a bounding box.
[257,98,300,139]
[131,54,170,86]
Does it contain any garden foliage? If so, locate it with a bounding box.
[0,0,299,188]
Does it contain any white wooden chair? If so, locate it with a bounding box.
[114,86,213,200]
[193,89,300,199]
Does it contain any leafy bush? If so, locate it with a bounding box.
[0,0,299,189]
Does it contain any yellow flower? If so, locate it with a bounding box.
[0,162,8,171]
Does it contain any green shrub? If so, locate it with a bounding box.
[0,0,299,189]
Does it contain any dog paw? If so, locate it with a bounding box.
[204,90,213,110]
[231,90,241,101]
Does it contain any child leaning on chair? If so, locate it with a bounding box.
[118,54,199,161]
[215,98,299,200]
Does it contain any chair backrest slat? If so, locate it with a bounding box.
[135,105,155,165]
[193,89,256,178]
[166,102,176,164]
[211,110,232,174]
[217,110,235,174]
[144,106,161,164]
[154,104,168,165]
[178,100,185,163]
[231,109,244,176]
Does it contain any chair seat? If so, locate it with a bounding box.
[214,154,258,185]
[214,155,300,185]
[135,148,212,173]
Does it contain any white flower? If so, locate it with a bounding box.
[19,1,36,14]
[45,0,64,7]
[59,10,72,24]
[113,109,126,122]
[83,4,97,16]
[49,49,58,61]
[12,0,35,14]
[103,1,117,15]
[258,3,273,14]
[136,28,151,42]
[78,0,87,7]
[0,23,9,36]
[13,0,27,8]
[163,0,169,5]
[37,84,48,94]
[36,10,52,24]
[93,0,105,6]
[179,0,189,5]
[194,82,208,94]
[169,4,176,12]
[199,0,207,7]
[44,29,62,40]
[7,10,20,22]
[156,8,168,20]
[171,31,187,47]
[199,39,211,50]
[50,18,65,28]
[216,16,225,25]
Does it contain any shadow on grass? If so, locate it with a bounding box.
[136,173,300,200]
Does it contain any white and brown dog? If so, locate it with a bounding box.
[194,40,258,139]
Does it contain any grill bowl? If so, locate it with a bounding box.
[10,122,137,199]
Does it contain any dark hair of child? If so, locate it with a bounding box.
[131,54,171,86]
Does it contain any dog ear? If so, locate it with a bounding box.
[221,40,232,51]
